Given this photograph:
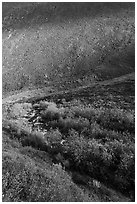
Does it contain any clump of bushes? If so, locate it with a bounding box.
[33,100,65,121]
[69,106,135,133]
[63,130,134,196]
[67,105,134,134]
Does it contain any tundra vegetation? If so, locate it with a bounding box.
[2,2,135,202]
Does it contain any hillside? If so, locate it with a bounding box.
[2,2,135,202]
[3,2,134,94]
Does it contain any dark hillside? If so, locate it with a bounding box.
[2,2,135,94]
[3,3,134,30]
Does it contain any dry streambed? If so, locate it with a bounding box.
[2,99,106,197]
[3,98,92,158]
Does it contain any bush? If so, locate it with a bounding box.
[57,117,90,134]
[40,103,65,121]
[40,110,60,121]
[22,131,47,150]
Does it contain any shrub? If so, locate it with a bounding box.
[57,117,90,134]
[44,129,62,144]
[89,122,107,139]
[40,109,60,121]
[40,102,65,121]
[2,119,31,140]
[22,131,47,150]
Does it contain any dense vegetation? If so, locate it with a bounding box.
[3,74,135,201]
[3,2,135,202]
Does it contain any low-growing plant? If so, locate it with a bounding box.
[21,131,47,150]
